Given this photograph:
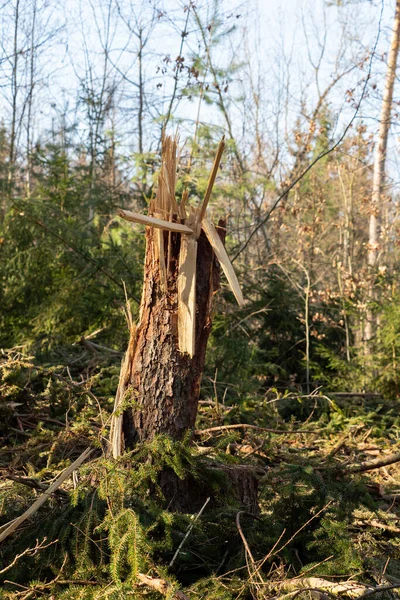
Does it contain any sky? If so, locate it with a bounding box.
[0,0,399,183]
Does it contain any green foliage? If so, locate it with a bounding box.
[308,516,364,576]
[1,66,400,600]
[0,434,262,597]
[0,140,144,357]
[3,370,400,599]
[104,508,147,584]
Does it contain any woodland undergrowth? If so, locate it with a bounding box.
[1,350,400,599]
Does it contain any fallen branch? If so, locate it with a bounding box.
[325,434,349,459]
[357,584,400,598]
[281,577,374,598]
[169,497,210,568]
[348,450,400,473]
[381,493,400,502]
[80,337,122,355]
[198,400,234,409]
[5,475,68,497]
[327,392,382,398]
[8,427,31,437]
[54,580,100,586]
[195,424,319,436]
[0,537,58,575]
[0,447,92,543]
[137,574,190,599]
[354,518,400,534]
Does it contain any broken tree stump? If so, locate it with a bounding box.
[110,135,244,452]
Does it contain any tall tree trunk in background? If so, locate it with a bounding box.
[8,0,20,189]
[366,0,400,343]
[138,27,144,157]
[26,0,37,197]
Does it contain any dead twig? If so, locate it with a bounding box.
[355,583,400,598]
[236,511,257,566]
[137,573,190,599]
[0,537,58,575]
[5,553,68,599]
[195,424,319,436]
[169,497,210,568]
[251,502,333,583]
[197,137,225,225]
[348,450,400,473]
[235,510,267,590]
[0,448,92,543]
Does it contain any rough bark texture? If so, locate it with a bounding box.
[122,222,225,446]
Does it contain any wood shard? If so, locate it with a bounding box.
[118,209,194,234]
[110,323,137,458]
[0,447,92,543]
[178,233,197,357]
[197,137,225,230]
[155,228,167,292]
[179,188,188,221]
[202,216,244,306]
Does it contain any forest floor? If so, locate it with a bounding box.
[1,348,400,599]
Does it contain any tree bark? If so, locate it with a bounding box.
[111,137,256,511]
[122,222,224,446]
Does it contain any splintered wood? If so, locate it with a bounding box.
[202,217,244,306]
[109,285,137,459]
[178,212,197,357]
[118,135,244,358]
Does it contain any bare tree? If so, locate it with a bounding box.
[8,0,20,184]
[366,0,400,342]
[0,0,63,198]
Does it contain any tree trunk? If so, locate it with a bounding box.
[122,223,223,446]
[366,0,400,343]
[109,137,254,511]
